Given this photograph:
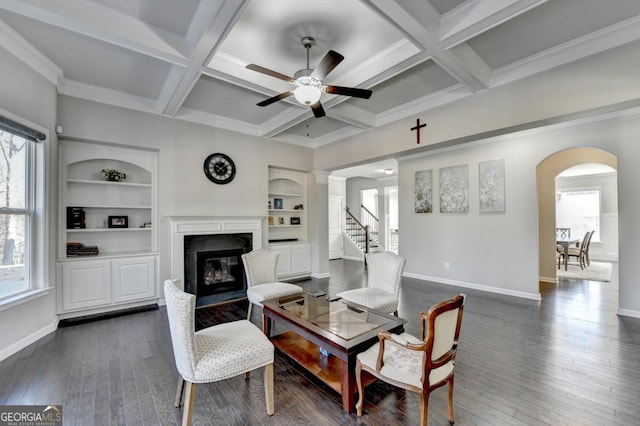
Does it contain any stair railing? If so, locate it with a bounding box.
[360,204,379,247]
[345,206,369,254]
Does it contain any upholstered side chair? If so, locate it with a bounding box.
[164,279,275,425]
[355,293,466,426]
[336,251,406,316]
[242,249,303,323]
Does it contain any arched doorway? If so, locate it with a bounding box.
[536,147,617,282]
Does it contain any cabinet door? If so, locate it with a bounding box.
[61,260,111,311]
[270,246,291,276]
[291,244,311,274]
[112,257,156,302]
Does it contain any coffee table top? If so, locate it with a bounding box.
[262,293,406,346]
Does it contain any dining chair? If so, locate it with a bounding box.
[242,249,303,324]
[566,231,592,269]
[164,279,275,425]
[336,251,406,316]
[556,227,571,239]
[355,293,466,426]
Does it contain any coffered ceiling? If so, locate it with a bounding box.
[1,0,639,150]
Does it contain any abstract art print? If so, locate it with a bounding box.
[439,164,469,213]
[415,169,433,213]
[479,159,505,213]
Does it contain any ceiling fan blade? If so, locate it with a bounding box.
[325,85,372,99]
[311,50,344,80]
[310,101,326,118]
[257,91,293,107]
[246,64,295,83]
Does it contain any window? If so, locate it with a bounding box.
[0,128,32,300]
[556,188,600,242]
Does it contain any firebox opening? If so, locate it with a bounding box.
[184,233,252,299]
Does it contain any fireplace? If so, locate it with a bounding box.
[184,233,252,298]
[168,216,264,305]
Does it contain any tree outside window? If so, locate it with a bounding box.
[0,129,29,299]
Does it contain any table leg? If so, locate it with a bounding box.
[564,246,569,271]
[262,313,272,336]
[339,358,356,412]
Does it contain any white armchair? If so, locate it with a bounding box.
[356,293,466,426]
[164,279,275,425]
[242,249,303,323]
[336,251,406,315]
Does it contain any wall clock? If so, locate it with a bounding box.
[203,153,236,184]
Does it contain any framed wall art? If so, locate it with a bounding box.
[415,169,433,213]
[479,159,506,213]
[439,164,469,213]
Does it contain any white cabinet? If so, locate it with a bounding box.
[112,257,156,302]
[270,243,311,279]
[59,255,157,316]
[57,140,159,317]
[60,260,111,311]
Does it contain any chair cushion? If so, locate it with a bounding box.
[191,320,274,383]
[357,332,454,389]
[336,288,398,314]
[246,282,303,306]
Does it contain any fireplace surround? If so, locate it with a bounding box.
[168,216,263,304]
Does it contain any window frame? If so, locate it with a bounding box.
[555,186,602,243]
[0,108,49,311]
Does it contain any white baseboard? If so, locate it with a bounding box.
[617,308,640,318]
[311,272,331,279]
[0,320,58,362]
[404,272,541,301]
[539,276,557,283]
[342,255,364,262]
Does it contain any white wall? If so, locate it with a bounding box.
[0,46,58,357]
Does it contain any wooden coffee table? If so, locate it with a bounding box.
[262,293,406,412]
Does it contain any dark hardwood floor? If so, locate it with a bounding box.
[2,259,639,425]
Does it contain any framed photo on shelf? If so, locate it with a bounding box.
[290,217,301,225]
[108,215,128,228]
[274,198,283,209]
[278,217,285,225]
[268,216,274,225]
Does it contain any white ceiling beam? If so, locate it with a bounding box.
[58,79,159,114]
[363,0,490,92]
[440,0,549,47]
[0,18,61,85]
[0,0,189,64]
[491,15,640,87]
[160,0,249,116]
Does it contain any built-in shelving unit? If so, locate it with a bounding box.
[57,140,159,318]
[268,167,311,279]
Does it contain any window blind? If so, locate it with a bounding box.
[0,115,46,141]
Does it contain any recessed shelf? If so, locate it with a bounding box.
[269,192,303,197]
[66,228,152,233]
[67,205,152,209]
[269,209,305,213]
[67,179,151,188]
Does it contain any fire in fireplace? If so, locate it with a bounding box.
[184,233,252,299]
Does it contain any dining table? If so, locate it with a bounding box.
[557,238,580,271]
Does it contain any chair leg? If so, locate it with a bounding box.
[264,363,275,415]
[182,381,195,426]
[174,376,185,407]
[420,390,430,426]
[355,360,365,416]
[247,303,253,321]
[448,376,455,425]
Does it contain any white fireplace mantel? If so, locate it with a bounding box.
[167,216,263,288]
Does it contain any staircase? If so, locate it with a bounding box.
[345,205,381,255]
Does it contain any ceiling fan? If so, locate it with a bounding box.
[245,36,372,118]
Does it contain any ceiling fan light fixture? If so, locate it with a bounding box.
[294,76,322,105]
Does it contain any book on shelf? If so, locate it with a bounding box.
[66,242,99,256]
